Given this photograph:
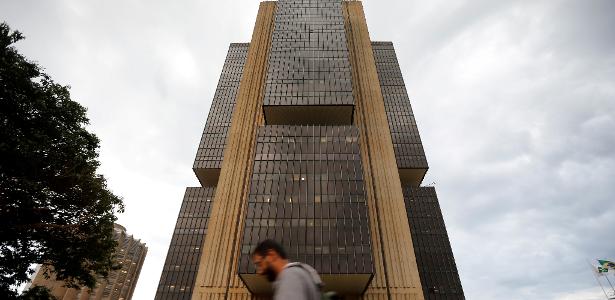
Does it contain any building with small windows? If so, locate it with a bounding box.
[27,224,147,300]
[156,1,464,299]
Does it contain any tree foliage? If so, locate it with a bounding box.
[18,286,58,300]
[0,22,124,297]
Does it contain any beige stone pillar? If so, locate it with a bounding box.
[191,2,275,300]
[342,2,425,299]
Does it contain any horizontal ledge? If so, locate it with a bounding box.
[239,272,373,296]
[399,168,428,187]
[193,168,220,187]
[264,105,354,125]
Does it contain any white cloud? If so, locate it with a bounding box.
[557,286,612,300]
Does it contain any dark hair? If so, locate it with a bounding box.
[252,239,287,259]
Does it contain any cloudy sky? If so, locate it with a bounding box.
[2,0,615,299]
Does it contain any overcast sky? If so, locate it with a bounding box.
[2,0,615,299]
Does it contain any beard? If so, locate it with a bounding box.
[264,265,277,282]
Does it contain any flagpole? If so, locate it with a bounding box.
[588,260,610,300]
[598,260,615,296]
[605,272,615,297]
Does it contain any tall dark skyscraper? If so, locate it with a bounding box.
[155,1,464,300]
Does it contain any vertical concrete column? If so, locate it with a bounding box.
[191,2,275,300]
[342,2,425,300]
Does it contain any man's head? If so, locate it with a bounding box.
[251,239,289,282]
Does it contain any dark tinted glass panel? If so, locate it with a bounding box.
[155,187,215,300]
[372,42,428,170]
[403,186,465,300]
[263,0,354,107]
[193,43,249,172]
[239,125,373,276]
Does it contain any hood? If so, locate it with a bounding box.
[285,262,324,288]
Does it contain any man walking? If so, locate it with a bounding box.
[251,239,322,300]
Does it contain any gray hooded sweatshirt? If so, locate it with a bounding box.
[273,262,322,300]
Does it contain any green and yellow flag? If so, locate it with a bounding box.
[598,259,615,270]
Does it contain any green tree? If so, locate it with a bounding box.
[0,22,124,298]
[18,286,58,300]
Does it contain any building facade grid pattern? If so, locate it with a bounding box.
[403,186,465,299]
[97,229,147,300]
[264,0,354,107]
[155,187,215,300]
[193,44,249,171]
[239,125,373,276]
[372,42,428,170]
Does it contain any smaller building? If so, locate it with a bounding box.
[27,224,147,300]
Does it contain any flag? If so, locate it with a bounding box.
[598,259,615,270]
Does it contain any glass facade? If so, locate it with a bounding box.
[193,44,249,185]
[237,0,374,294]
[372,41,428,185]
[239,125,373,275]
[263,0,355,125]
[264,0,353,107]
[238,125,374,295]
[155,187,215,300]
[403,187,465,299]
